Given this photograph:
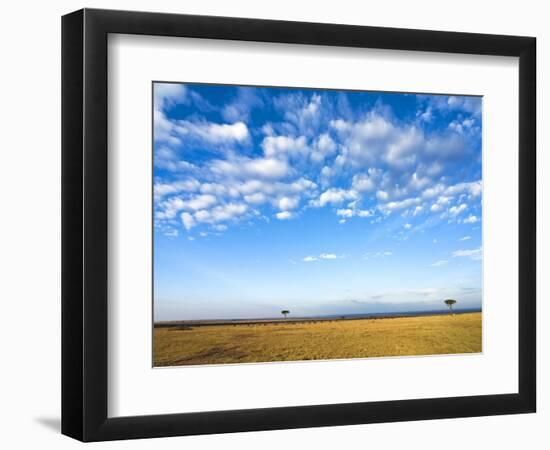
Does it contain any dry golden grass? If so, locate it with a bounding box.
[154,312,482,366]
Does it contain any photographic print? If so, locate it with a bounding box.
[153,82,482,367]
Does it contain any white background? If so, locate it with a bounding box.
[109,35,518,417]
[0,1,547,449]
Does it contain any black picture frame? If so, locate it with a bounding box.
[62,8,536,442]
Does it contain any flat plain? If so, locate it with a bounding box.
[153,312,482,366]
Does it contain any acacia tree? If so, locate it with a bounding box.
[444,299,457,315]
[281,310,290,319]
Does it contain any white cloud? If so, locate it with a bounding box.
[419,95,481,116]
[452,247,482,260]
[180,212,196,230]
[243,158,290,179]
[336,208,372,219]
[154,179,200,199]
[277,196,300,211]
[430,260,448,267]
[179,194,218,211]
[244,192,267,204]
[352,168,382,192]
[445,181,482,198]
[155,146,197,173]
[422,183,446,199]
[311,134,337,163]
[460,236,471,241]
[408,172,430,191]
[275,93,322,135]
[221,87,263,122]
[336,208,354,218]
[303,252,343,262]
[211,157,291,179]
[154,90,482,235]
[449,118,477,135]
[404,223,412,229]
[275,211,294,220]
[330,118,351,132]
[378,197,421,212]
[199,183,228,196]
[357,210,372,218]
[193,203,249,225]
[448,203,467,217]
[262,135,308,159]
[462,214,479,224]
[429,195,453,213]
[155,197,185,219]
[207,122,249,142]
[311,188,359,207]
[154,83,188,111]
[155,113,249,146]
[417,106,433,122]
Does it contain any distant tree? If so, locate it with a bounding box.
[281,310,290,319]
[444,299,457,315]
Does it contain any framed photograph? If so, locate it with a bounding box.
[62,8,536,441]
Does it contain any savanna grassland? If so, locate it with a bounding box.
[153,312,482,366]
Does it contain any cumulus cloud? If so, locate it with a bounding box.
[277,196,300,211]
[262,135,308,159]
[311,133,337,163]
[418,94,482,116]
[244,192,267,204]
[378,197,421,213]
[275,93,322,135]
[211,157,291,179]
[155,146,197,173]
[275,211,295,220]
[221,87,264,122]
[311,188,359,207]
[352,168,382,192]
[179,194,218,211]
[154,83,188,111]
[155,114,249,146]
[177,121,249,143]
[448,203,468,217]
[181,212,196,230]
[154,179,200,200]
[462,214,479,224]
[202,203,248,223]
[154,84,482,238]
[336,207,372,220]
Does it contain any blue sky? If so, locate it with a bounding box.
[153,82,482,321]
